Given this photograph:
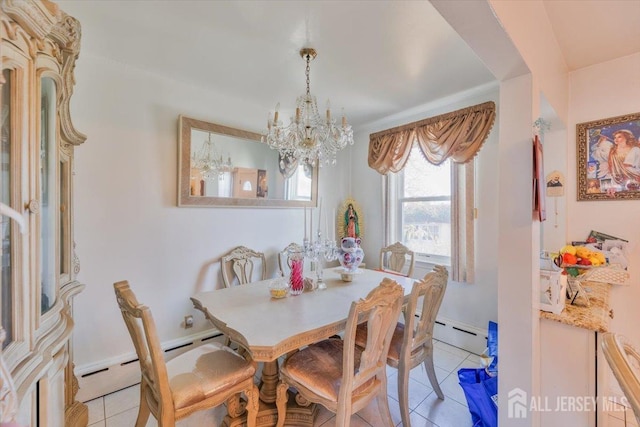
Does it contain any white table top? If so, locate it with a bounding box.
[191,268,415,361]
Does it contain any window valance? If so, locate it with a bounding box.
[368,101,496,174]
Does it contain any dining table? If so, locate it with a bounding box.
[191,267,416,427]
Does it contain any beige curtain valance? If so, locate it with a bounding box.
[368,101,496,174]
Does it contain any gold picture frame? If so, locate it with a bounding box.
[577,112,640,201]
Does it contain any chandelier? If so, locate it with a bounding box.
[191,132,233,179]
[264,48,354,166]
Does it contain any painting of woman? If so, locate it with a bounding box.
[345,203,359,238]
[608,129,640,186]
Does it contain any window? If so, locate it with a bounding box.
[285,163,313,201]
[387,146,475,282]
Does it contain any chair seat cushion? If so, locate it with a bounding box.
[166,343,255,410]
[281,338,369,402]
[355,323,404,363]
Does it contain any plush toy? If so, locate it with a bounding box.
[338,237,364,272]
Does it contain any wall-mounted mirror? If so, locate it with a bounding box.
[178,116,318,207]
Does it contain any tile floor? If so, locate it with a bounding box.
[86,340,480,427]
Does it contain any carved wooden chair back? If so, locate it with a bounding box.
[277,242,304,277]
[276,278,404,427]
[220,246,267,288]
[354,265,448,427]
[379,241,415,277]
[114,281,259,427]
[602,333,640,424]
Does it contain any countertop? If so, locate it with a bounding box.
[540,280,611,333]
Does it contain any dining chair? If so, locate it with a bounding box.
[378,241,415,277]
[113,281,259,427]
[220,245,267,288]
[355,265,448,427]
[278,242,304,277]
[602,332,640,424]
[275,278,404,427]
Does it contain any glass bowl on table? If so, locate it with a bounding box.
[268,278,290,299]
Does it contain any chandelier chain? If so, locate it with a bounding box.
[305,53,311,97]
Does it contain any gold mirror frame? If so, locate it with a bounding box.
[178,116,318,208]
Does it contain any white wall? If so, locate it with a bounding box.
[488,0,569,125]
[351,84,499,332]
[567,52,640,355]
[71,53,349,369]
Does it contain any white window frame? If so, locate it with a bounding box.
[385,152,475,282]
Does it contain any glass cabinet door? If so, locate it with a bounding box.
[40,77,57,315]
[1,69,14,347]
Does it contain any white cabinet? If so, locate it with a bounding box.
[540,319,597,426]
[1,1,87,425]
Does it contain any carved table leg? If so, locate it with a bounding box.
[222,360,317,427]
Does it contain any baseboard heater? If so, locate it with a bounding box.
[432,316,488,355]
[76,332,223,402]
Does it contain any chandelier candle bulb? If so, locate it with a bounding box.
[304,206,307,241]
[274,103,280,123]
[326,99,331,123]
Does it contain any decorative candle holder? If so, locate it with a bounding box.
[304,231,339,290]
[288,248,305,295]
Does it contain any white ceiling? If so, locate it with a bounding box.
[57,0,639,130]
[543,0,640,71]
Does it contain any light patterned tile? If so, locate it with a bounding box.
[409,363,450,387]
[88,421,106,427]
[434,341,472,359]
[408,411,438,426]
[464,353,484,365]
[105,406,140,427]
[456,358,484,370]
[386,374,433,411]
[85,397,105,425]
[433,347,466,372]
[104,384,140,418]
[413,392,474,427]
[439,371,468,407]
[316,412,372,426]
[357,394,402,427]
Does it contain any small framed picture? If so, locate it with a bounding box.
[577,112,640,200]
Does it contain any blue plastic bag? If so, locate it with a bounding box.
[458,368,498,427]
[487,320,498,375]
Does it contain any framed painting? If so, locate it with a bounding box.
[577,112,640,201]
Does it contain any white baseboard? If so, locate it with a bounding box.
[77,317,488,402]
[433,316,488,355]
[76,330,225,402]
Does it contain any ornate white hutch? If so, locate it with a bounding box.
[1,0,87,425]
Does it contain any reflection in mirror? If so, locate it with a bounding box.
[40,76,57,314]
[1,69,13,348]
[178,116,318,207]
